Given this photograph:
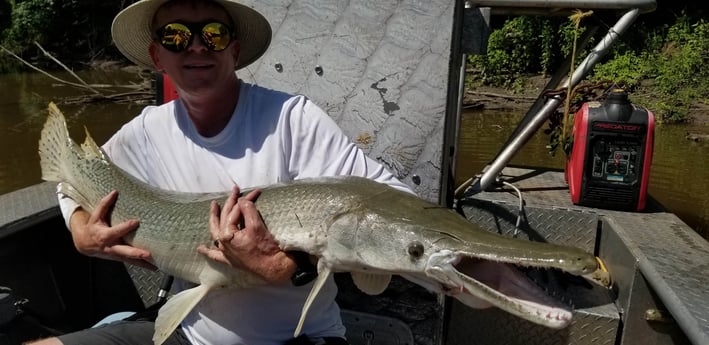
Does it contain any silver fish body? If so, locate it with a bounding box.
[39,103,598,344]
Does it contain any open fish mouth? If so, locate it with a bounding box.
[404,250,576,329]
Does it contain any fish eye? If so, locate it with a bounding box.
[407,241,424,258]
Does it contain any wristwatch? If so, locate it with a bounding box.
[289,251,318,286]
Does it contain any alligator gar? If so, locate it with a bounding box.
[39,103,598,344]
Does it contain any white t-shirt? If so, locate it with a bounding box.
[59,82,410,345]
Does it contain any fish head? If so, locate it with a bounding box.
[335,191,598,329]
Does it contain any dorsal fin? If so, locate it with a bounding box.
[81,127,103,159]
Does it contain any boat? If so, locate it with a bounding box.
[2,1,707,345]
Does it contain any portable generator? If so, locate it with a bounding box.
[566,89,655,211]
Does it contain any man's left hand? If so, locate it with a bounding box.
[197,186,296,284]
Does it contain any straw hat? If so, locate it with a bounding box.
[111,0,272,71]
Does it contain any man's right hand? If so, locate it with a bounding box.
[68,190,155,270]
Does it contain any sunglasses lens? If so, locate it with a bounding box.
[201,22,232,51]
[159,23,192,52]
[157,22,233,52]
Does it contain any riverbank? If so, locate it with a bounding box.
[463,74,709,141]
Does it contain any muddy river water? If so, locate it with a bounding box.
[1,69,707,240]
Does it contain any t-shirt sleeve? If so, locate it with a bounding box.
[57,186,81,229]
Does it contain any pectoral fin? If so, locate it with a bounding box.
[153,284,211,345]
[351,272,391,295]
[294,266,332,337]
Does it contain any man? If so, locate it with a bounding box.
[29,0,409,344]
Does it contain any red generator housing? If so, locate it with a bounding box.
[566,90,655,211]
[155,73,179,104]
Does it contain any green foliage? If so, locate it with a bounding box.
[476,16,533,86]
[470,16,566,87]
[557,21,587,59]
[469,16,588,88]
[1,0,126,69]
[589,51,648,89]
[590,15,709,122]
[2,0,55,50]
[653,17,708,94]
[468,11,708,124]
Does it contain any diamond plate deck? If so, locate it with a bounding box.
[456,175,618,345]
[124,265,170,308]
[458,167,709,345]
[460,198,598,253]
[0,182,58,240]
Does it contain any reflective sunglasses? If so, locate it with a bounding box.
[155,21,234,53]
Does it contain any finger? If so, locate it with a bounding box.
[242,188,261,202]
[209,201,221,240]
[220,228,236,243]
[221,186,240,224]
[109,243,152,262]
[238,199,261,231]
[91,190,118,223]
[104,244,156,270]
[197,245,230,265]
[219,186,240,238]
[221,197,243,241]
[94,218,140,243]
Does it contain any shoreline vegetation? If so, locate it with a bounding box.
[462,73,709,143]
[466,11,708,117]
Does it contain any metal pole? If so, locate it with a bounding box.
[469,0,656,12]
[468,8,642,194]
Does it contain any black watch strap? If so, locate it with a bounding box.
[289,251,318,286]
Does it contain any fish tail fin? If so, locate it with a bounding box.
[153,284,211,345]
[39,102,74,183]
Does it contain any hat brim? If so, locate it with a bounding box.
[111,0,271,71]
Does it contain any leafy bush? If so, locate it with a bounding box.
[468,11,708,123]
[471,16,565,87]
[653,17,708,95]
[590,15,709,122]
[469,16,591,89]
[1,0,125,69]
[590,51,648,89]
[2,0,55,51]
